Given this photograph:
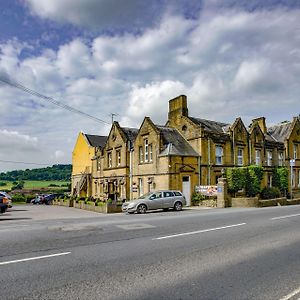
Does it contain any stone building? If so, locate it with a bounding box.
[71,95,300,203]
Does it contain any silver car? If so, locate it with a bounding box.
[122,190,186,214]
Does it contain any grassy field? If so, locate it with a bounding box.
[0,180,70,191]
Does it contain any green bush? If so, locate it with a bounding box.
[260,187,281,199]
[226,166,263,197]
[272,167,288,195]
[191,193,206,205]
[95,201,105,207]
[107,198,113,204]
[0,182,6,187]
[12,193,26,203]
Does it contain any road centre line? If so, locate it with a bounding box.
[154,223,247,240]
[271,213,300,220]
[0,252,71,266]
[279,286,300,300]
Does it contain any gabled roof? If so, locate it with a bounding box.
[84,134,107,148]
[188,117,230,134]
[156,125,199,157]
[121,127,139,143]
[268,121,292,143]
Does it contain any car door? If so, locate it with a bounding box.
[147,192,163,210]
[162,191,175,208]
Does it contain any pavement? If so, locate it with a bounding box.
[1,204,300,299]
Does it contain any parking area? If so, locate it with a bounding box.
[0,204,103,222]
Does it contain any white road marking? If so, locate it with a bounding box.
[271,213,300,220]
[154,223,247,240]
[0,252,71,266]
[279,286,300,300]
[116,223,155,230]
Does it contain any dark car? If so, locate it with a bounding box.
[0,203,8,214]
[0,191,12,209]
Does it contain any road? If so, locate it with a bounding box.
[1,204,300,300]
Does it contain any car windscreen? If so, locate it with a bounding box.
[139,192,153,199]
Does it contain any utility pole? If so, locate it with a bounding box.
[109,113,119,124]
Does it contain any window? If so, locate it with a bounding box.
[163,191,174,197]
[116,150,121,167]
[267,151,272,166]
[215,146,223,165]
[149,144,153,162]
[278,152,284,166]
[107,152,112,168]
[144,139,149,162]
[255,150,261,166]
[139,146,143,163]
[298,170,300,188]
[237,148,243,166]
[294,144,298,159]
[174,192,182,196]
[97,158,101,171]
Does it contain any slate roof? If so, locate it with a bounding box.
[156,126,199,157]
[84,134,107,148]
[188,117,230,134]
[268,122,292,143]
[121,127,139,143]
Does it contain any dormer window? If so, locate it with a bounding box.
[144,139,149,162]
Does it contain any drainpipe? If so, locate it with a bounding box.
[233,130,235,166]
[129,143,133,201]
[208,138,211,185]
[198,155,202,186]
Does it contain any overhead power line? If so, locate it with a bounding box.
[0,77,110,125]
[0,159,52,166]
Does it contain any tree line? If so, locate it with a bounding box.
[0,164,71,181]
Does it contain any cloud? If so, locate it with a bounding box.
[1,5,300,171]
[24,0,202,31]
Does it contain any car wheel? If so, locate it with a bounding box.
[174,202,183,211]
[137,204,147,214]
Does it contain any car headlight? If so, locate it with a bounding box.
[127,203,136,209]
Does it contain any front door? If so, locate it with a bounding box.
[182,176,191,206]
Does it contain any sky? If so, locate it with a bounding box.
[0,0,300,172]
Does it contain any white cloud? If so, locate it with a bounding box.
[1,5,300,171]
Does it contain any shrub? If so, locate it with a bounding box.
[191,193,206,205]
[0,182,6,187]
[95,200,105,206]
[272,167,288,195]
[107,198,113,204]
[12,193,26,203]
[226,166,263,197]
[260,187,281,199]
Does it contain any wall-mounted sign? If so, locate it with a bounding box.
[195,185,217,196]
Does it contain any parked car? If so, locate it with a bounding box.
[0,203,8,214]
[31,193,64,205]
[0,191,12,208]
[122,190,186,214]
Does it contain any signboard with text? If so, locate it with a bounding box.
[195,185,218,196]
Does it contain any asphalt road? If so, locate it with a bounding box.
[1,204,300,300]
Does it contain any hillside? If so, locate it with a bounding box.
[0,164,71,181]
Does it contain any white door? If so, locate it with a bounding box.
[182,176,191,206]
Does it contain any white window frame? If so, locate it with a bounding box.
[144,139,149,162]
[139,146,143,163]
[108,152,112,168]
[237,148,243,166]
[116,149,121,167]
[255,149,261,166]
[215,146,223,165]
[278,152,284,167]
[294,144,298,159]
[267,150,272,166]
[149,144,153,162]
